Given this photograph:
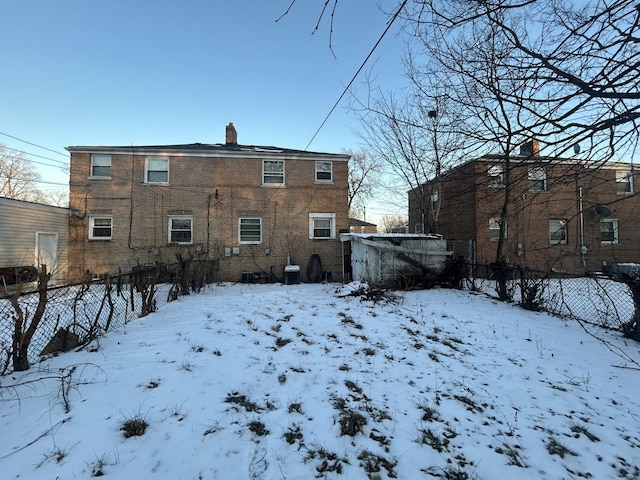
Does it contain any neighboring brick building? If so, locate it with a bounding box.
[67,124,351,282]
[409,142,640,274]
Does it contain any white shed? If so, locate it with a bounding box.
[0,197,69,286]
[340,233,452,287]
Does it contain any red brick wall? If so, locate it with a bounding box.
[69,152,349,282]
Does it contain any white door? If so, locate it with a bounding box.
[35,232,59,285]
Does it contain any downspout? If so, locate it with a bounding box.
[579,186,586,273]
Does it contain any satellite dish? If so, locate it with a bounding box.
[595,205,612,217]
[573,143,581,154]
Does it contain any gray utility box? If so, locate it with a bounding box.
[283,265,300,285]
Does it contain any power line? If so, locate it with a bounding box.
[304,0,409,150]
[2,147,69,168]
[0,131,68,157]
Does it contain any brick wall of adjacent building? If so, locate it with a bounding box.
[410,157,640,274]
[69,151,349,282]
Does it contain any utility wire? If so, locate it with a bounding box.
[304,0,409,151]
[0,131,68,157]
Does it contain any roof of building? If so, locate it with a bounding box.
[65,143,351,161]
[0,196,69,213]
[348,218,378,227]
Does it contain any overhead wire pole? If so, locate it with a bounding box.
[304,0,409,151]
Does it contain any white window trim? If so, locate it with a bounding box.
[168,215,193,245]
[88,215,113,240]
[489,217,506,241]
[309,213,336,240]
[488,166,504,188]
[616,170,634,194]
[145,156,170,184]
[262,159,285,186]
[238,217,262,244]
[549,219,568,245]
[315,160,333,183]
[600,218,619,244]
[528,166,547,192]
[89,154,112,179]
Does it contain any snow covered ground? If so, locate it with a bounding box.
[1,282,639,479]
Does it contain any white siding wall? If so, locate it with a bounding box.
[0,198,69,284]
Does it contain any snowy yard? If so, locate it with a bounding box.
[1,282,639,479]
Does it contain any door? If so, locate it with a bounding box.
[35,232,59,285]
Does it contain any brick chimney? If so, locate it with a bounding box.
[520,139,540,157]
[225,122,237,145]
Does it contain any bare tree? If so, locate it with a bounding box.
[0,144,67,205]
[345,147,383,217]
[0,145,43,200]
[380,214,408,233]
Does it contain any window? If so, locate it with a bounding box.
[616,170,633,194]
[488,165,504,187]
[263,160,284,185]
[239,217,262,244]
[89,216,112,240]
[549,219,567,244]
[528,166,547,192]
[168,216,192,244]
[309,213,336,239]
[431,190,440,212]
[315,161,333,182]
[145,157,169,183]
[489,217,506,241]
[600,219,619,244]
[91,154,111,177]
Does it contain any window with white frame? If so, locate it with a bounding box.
[168,216,192,244]
[89,216,112,240]
[239,217,262,244]
[549,219,567,244]
[309,213,336,239]
[489,217,506,241]
[528,167,547,192]
[600,219,619,244]
[528,166,547,192]
[315,161,333,182]
[616,170,634,194]
[145,157,169,183]
[488,165,504,187]
[263,160,284,185]
[90,154,111,178]
[431,189,440,212]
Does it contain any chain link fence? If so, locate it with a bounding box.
[1,258,635,374]
[0,260,217,374]
[467,264,636,330]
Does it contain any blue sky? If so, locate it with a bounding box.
[1,1,407,221]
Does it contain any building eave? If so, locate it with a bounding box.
[65,143,351,162]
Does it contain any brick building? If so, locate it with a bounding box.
[67,124,351,282]
[409,143,640,274]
